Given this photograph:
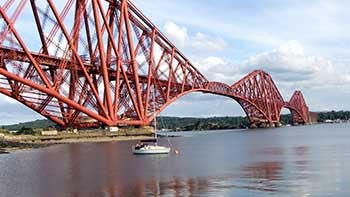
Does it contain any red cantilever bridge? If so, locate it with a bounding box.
[0,0,309,129]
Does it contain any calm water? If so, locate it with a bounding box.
[1,124,350,196]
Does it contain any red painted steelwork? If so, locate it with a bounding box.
[285,91,310,124]
[0,0,310,128]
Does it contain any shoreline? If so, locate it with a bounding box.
[0,129,157,154]
[0,140,49,154]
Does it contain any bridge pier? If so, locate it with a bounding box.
[250,122,268,128]
[250,122,282,129]
[249,123,257,129]
[259,123,268,128]
[61,128,79,134]
[268,123,276,128]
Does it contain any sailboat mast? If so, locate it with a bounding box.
[153,88,157,144]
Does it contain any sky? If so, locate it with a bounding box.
[1,0,350,124]
[131,0,350,117]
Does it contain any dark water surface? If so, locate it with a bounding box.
[1,124,350,196]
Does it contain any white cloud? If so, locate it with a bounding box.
[194,56,241,84]
[241,41,322,76]
[239,40,350,90]
[192,32,226,52]
[163,21,226,52]
[191,40,350,100]
[278,40,303,56]
[163,21,188,47]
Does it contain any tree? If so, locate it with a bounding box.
[15,127,36,135]
[0,128,9,134]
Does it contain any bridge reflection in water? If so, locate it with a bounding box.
[30,143,311,196]
[51,143,285,196]
[1,125,350,196]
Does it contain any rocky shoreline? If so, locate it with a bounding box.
[0,140,48,154]
[0,128,157,154]
[0,135,155,154]
[0,126,183,154]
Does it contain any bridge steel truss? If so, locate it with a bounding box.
[0,0,310,128]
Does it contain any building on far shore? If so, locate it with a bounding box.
[41,130,58,136]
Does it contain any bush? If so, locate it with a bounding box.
[0,128,9,134]
[15,127,36,135]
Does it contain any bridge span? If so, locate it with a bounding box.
[0,0,309,128]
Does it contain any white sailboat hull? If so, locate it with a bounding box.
[132,89,171,155]
[132,145,171,154]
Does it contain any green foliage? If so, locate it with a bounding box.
[317,110,350,122]
[0,110,348,134]
[0,127,9,134]
[156,116,249,131]
[2,119,56,131]
[280,114,292,125]
[156,111,349,131]
[156,115,295,131]
[15,127,36,135]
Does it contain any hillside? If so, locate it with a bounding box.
[2,119,56,131]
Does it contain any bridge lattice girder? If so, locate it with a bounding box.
[230,70,285,125]
[0,0,309,128]
[205,70,308,126]
[284,91,309,124]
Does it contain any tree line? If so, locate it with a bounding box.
[0,110,349,133]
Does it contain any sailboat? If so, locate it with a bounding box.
[132,89,171,155]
